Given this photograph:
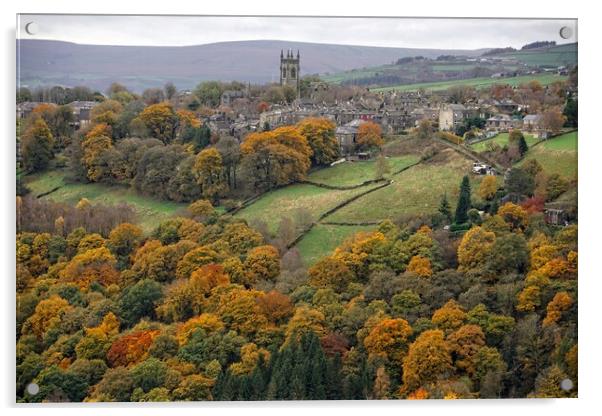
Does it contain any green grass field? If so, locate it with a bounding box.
[328,149,481,223]
[22,171,188,233]
[518,131,577,179]
[322,65,397,84]
[372,74,567,93]
[307,155,419,187]
[470,132,539,152]
[296,223,374,265]
[541,131,578,151]
[234,183,380,234]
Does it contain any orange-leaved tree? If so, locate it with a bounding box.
[241,126,312,190]
[402,329,453,394]
[296,117,339,165]
[363,317,413,366]
[356,121,384,151]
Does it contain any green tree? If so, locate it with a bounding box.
[194,81,223,107]
[130,358,168,393]
[454,175,471,224]
[563,95,577,127]
[21,118,54,172]
[505,168,535,196]
[518,135,529,156]
[118,279,163,327]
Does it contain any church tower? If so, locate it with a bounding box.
[280,49,300,98]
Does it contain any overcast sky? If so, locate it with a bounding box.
[17,15,577,49]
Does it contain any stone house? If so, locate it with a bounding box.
[439,104,467,131]
[67,101,98,129]
[412,107,440,127]
[486,114,519,131]
[522,114,542,131]
[335,119,366,155]
[16,102,43,119]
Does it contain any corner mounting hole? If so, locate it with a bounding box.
[25,22,38,36]
[26,383,39,395]
[560,378,573,391]
[559,26,573,40]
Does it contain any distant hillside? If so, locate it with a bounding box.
[17,39,486,92]
[323,42,577,88]
[490,42,577,67]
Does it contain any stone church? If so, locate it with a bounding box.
[280,49,300,98]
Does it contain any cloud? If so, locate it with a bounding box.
[18,15,577,49]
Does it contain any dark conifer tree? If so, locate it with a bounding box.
[250,354,268,400]
[563,95,578,127]
[454,175,471,224]
[238,375,252,400]
[326,354,343,399]
[518,136,529,156]
[306,333,327,399]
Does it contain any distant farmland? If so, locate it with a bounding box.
[372,73,567,93]
[323,42,576,88]
[496,43,578,67]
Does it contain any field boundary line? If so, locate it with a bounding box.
[433,136,504,171]
[36,186,61,199]
[321,221,380,226]
[286,180,392,249]
[287,158,427,249]
[298,178,386,190]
